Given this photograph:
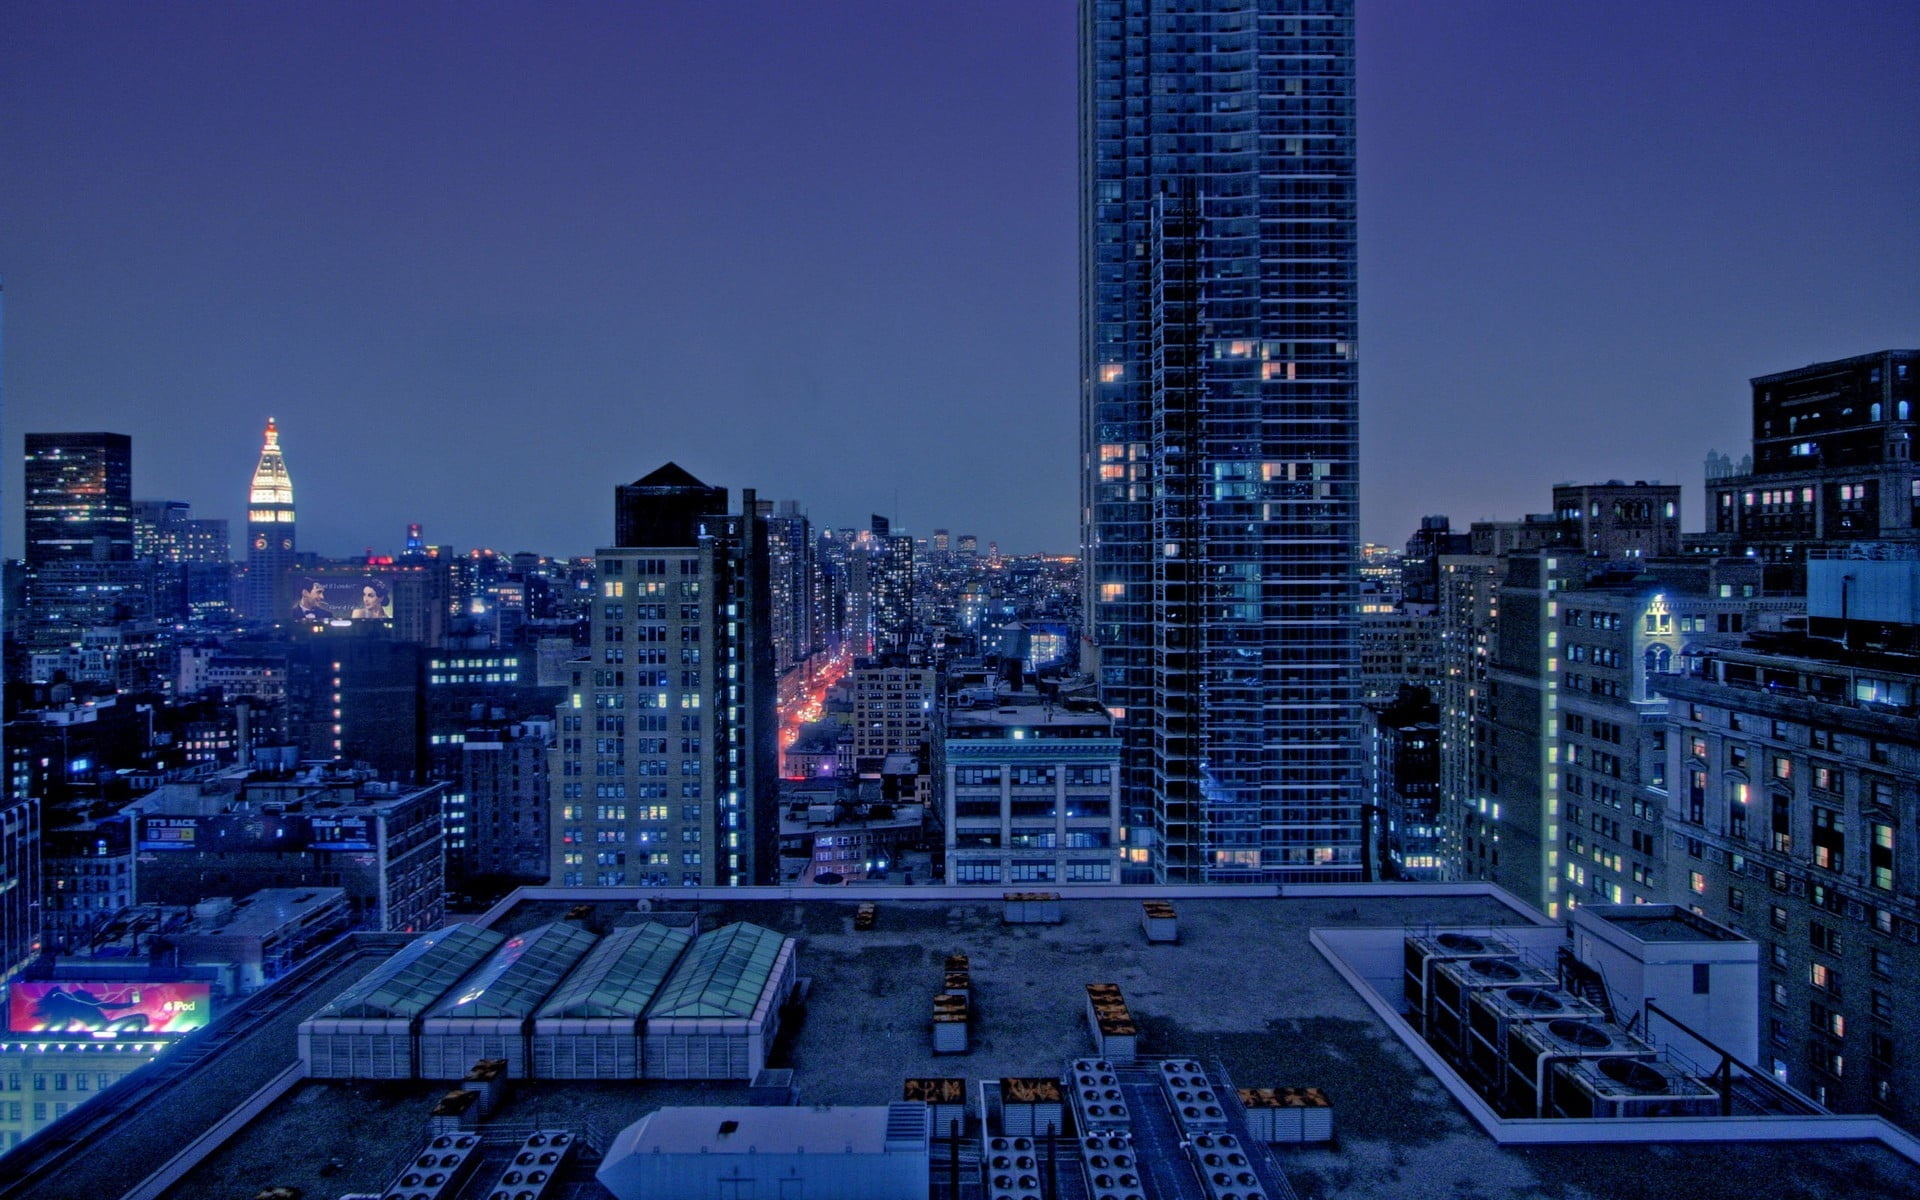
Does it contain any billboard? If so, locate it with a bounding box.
[310,814,373,850]
[140,816,200,850]
[7,981,212,1036]
[138,811,390,855]
[288,572,397,624]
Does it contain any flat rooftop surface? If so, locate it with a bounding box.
[615,1103,900,1155]
[158,891,1920,1200]
[1594,911,1739,943]
[948,700,1111,731]
[186,887,346,938]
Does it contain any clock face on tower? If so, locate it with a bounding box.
[254,534,268,550]
[279,537,293,550]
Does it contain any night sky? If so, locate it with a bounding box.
[3,2,1915,559]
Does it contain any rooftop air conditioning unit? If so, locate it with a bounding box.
[1505,1018,1656,1118]
[1427,956,1555,1060]
[1550,1054,1719,1120]
[1080,1133,1146,1200]
[1464,985,1603,1096]
[1401,931,1513,1030]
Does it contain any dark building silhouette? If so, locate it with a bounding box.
[1707,350,1920,562]
[1364,685,1442,880]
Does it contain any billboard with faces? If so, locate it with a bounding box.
[288,573,397,624]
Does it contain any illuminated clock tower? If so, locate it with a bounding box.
[243,417,298,620]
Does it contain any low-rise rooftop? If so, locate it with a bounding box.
[89,889,1920,1200]
[181,888,347,940]
[1587,905,1743,944]
[946,692,1112,735]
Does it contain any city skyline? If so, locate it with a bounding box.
[2,1,1917,558]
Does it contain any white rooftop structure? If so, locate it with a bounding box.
[597,1103,930,1200]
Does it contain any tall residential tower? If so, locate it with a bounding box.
[551,464,778,888]
[1080,0,1360,881]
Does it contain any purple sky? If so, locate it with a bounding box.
[3,1,1916,558]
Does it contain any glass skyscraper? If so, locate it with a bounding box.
[1080,0,1360,882]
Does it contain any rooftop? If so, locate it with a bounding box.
[645,922,787,1020]
[606,1103,908,1157]
[946,695,1114,736]
[313,923,502,1020]
[182,888,347,939]
[534,921,693,1020]
[424,921,600,1021]
[1586,905,1742,944]
[84,889,1920,1200]
[127,771,437,817]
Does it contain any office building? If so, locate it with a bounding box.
[242,418,297,621]
[1357,608,1442,701]
[0,794,39,982]
[551,464,777,888]
[126,767,444,933]
[849,657,937,776]
[20,433,147,650]
[1435,552,1503,884]
[1402,515,1471,608]
[455,716,553,882]
[1551,562,1797,913]
[764,499,815,676]
[1080,0,1361,882]
[871,527,915,655]
[39,816,136,954]
[133,499,229,564]
[943,692,1122,885]
[1470,551,1798,917]
[1551,481,1682,561]
[23,433,132,567]
[134,499,232,621]
[286,631,429,781]
[1470,550,1582,913]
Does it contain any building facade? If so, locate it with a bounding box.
[1079,0,1361,883]
[944,695,1121,886]
[134,499,231,623]
[849,658,937,776]
[551,464,777,888]
[39,817,136,955]
[764,500,815,677]
[23,433,133,567]
[1363,686,1441,880]
[1551,481,1682,562]
[1658,573,1920,1127]
[126,769,445,933]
